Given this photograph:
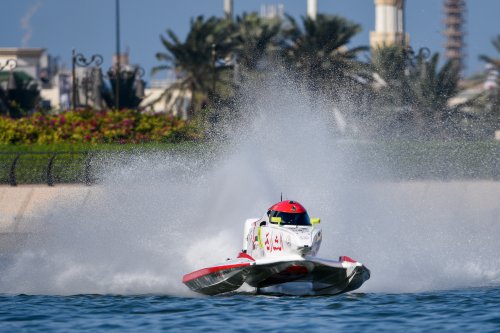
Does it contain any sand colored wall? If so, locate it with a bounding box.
[0,185,99,233]
[0,182,498,234]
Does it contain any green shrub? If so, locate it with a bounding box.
[0,109,201,144]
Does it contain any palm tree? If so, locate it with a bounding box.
[0,71,40,118]
[153,16,234,117]
[371,46,461,137]
[371,46,412,108]
[280,14,367,93]
[232,13,281,71]
[478,35,500,135]
[409,52,460,128]
[479,35,500,69]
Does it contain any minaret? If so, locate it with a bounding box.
[224,0,233,20]
[307,0,317,21]
[370,0,409,49]
[443,0,466,71]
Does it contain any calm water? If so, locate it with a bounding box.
[1,287,499,332]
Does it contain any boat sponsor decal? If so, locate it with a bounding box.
[265,231,284,252]
[248,227,257,250]
[293,227,312,241]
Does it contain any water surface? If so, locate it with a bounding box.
[1,287,499,332]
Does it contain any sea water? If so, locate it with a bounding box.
[1,72,499,331]
[1,288,500,332]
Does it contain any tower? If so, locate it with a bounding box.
[443,0,466,71]
[224,0,233,20]
[370,0,409,49]
[307,0,317,21]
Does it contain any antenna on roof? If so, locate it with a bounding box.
[280,192,283,201]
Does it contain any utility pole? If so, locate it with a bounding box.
[72,49,77,110]
[115,0,121,109]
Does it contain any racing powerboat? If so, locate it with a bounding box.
[182,200,370,296]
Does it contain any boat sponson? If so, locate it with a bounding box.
[182,263,252,295]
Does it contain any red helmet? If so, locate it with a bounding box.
[267,200,310,226]
[268,200,307,214]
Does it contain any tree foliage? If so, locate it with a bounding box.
[281,14,367,92]
[479,35,500,69]
[154,16,234,116]
[0,72,40,118]
[370,46,461,137]
[232,13,281,71]
[0,109,199,144]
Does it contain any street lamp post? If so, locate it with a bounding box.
[406,47,430,72]
[0,59,17,72]
[72,49,103,110]
[0,59,18,90]
[211,43,216,100]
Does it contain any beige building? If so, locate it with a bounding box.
[0,48,45,79]
[370,0,409,48]
[0,48,69,110]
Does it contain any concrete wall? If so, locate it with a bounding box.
[0,185,98,234]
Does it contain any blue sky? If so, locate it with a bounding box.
[0,0,498,82]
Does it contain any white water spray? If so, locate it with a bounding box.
[1,71,499,295]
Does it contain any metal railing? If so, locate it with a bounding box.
[1,144,498,186]
[0,152,94,186]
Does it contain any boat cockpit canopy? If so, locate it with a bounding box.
[268,210,311,226]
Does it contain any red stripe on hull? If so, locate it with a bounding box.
[182,263,251,283]
[282,265,309,274]
[237,252,255,261]
[339,256,357,263]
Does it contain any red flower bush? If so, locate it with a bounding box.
[0,109,201,144]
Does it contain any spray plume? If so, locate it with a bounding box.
[0,70,499,295]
